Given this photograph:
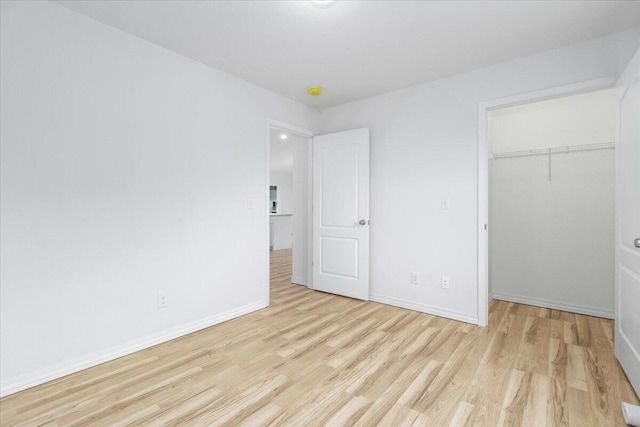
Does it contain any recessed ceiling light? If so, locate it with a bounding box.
[280,133,288,140]
[310,0,335,8]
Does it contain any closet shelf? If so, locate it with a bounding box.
[492,142,615,160]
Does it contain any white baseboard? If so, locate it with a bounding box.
[492,292,614,319]
[291,276,307,286]
[369,293,478,325]
[0,300,266,397]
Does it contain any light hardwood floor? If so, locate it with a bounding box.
[1,249,638,426]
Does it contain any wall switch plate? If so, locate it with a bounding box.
[247,198,255,209]
[441,198,450,210]
[411,272,419,285]
[441,276,450,289]
[158,292,168,308]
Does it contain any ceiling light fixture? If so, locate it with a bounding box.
[280,133,288,140]
[309,0,335,8]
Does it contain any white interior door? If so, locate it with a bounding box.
[615,51,640,396]
[312,128,370,300]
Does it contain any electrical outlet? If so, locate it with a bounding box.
[158,291,168,308]
[441,276,450,289]
[411,272,419,285]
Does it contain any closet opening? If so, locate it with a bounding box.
[487,88,617,319]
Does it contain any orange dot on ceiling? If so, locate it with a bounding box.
[308,86,322,96]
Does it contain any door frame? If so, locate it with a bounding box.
[265,119,314,306]
[476,76,617,327]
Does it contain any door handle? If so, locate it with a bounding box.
[635,238,640,248]
[359,219,367,225]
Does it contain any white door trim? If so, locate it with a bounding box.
[265,119,314,306]
[476,76,617,327]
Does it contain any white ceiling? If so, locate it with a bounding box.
[57,1,640,110]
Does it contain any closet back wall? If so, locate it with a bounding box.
[489,89,617,318]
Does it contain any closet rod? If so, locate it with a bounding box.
[492,142,615,160]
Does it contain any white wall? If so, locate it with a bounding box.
[320,28,640,324]
[489,89,617,152]
[0,1,318,396]
[489,90,616,317]
[292,135,310,285]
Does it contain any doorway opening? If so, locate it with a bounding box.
[478,77,615,326]
[266,121,313,305]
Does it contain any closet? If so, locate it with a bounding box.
[488,89,616,318]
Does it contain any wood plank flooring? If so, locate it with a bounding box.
[1,248,638,426]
